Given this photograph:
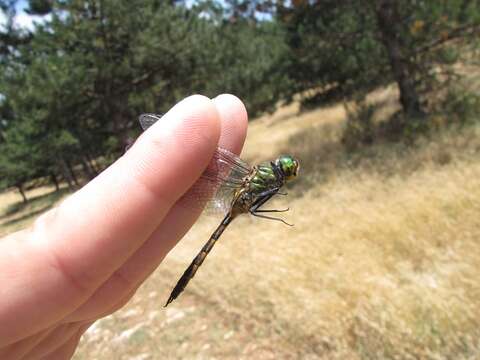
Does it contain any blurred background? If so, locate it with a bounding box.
[1,0,480,358]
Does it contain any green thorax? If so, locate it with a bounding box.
[249,163,280,194]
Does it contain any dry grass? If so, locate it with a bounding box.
[2,88,480,359]
[0,185,69,237]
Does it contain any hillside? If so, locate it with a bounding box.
[1,90,480,359]
[78,92,480,359]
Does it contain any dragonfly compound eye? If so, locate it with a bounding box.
[277,155,299,180]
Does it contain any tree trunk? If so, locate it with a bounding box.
[50,172,60,192]
[59,158,75,191]
[86,151,100,174]
[66,160,80,186]
[375,0,425,119]
[16,183,27,203]
[81,156,95,180]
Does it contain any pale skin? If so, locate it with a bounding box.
[0,94,248,359]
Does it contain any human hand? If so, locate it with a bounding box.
[0,94,248,359]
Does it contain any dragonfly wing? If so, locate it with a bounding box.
[139,113,162,131]
[180,149,251,214]
[182,178,238,215]
[138,113,252,215]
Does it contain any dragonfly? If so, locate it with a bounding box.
[139,113,300,307]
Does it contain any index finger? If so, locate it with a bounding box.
[45,95,221,287]
[0,95,221,344]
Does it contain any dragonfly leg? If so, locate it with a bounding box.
[250,190,289,213]
[250,211,294,226]
[256,187,281,198]
[276,191,288,196]
[248,189,293,226]
[255,207,290,213]
[249,192,277,211]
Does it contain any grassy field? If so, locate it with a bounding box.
[1,89,480,359]
[0,185,70,237]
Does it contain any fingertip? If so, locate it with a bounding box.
[142,94,221,148]
[212,94,248,155]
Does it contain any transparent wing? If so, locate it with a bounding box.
[139,113,252,214]
[139,113,161,131]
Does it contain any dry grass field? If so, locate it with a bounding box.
[1,88,480,359]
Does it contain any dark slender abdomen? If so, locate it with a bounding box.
[165,214,234,307]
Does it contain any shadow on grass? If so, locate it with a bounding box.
[1,205,54,228]
[1,187,70,219]
[281,118,480,199]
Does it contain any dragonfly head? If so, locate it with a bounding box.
[276,155,300,181]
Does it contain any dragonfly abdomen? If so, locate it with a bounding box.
[165,214,233,307]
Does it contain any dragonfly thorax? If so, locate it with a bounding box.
[249,164,280,194]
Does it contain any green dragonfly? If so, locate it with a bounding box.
[139,113,300,307]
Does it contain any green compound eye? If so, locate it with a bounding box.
[277,155,300,180]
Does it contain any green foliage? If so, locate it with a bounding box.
[278,0,480,125]
[438,47,460,65]
[278,1,387,103]
[26,0,53,15]
[0,116,37,199]
[442,88,480,126]
[203,19,289,116]
[0,0,288,194]
[341,101,377,150]
[1,0,479,195]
